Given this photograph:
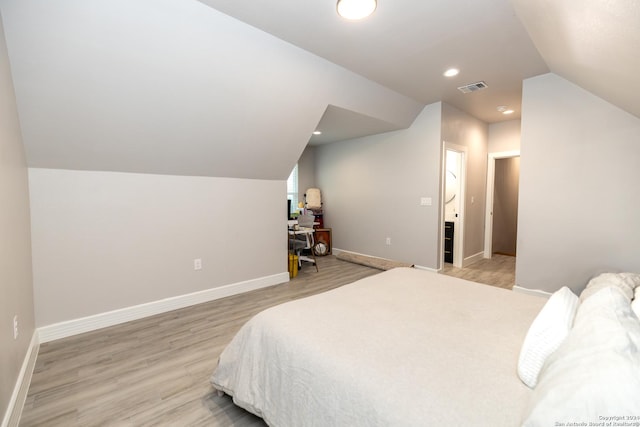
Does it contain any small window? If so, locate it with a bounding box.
[287,164,298,214]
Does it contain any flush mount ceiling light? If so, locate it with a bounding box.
[337,0,377,20]
[443,68,459,77]
[497,105,515,115]
[313,130,322,135]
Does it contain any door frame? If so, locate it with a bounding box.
[483,150,520,258]
[441,142,467,269]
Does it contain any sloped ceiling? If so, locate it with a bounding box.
[1,0,638,180]
[0,0,421,180]
[510,0,640,120]
[198,0,549,124]
[309,105,401,145]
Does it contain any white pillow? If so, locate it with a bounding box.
[517,286,579,388]
[522,287,640,426]
[580,272,640,302]
[632,287,640,319]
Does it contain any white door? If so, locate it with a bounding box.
[441,142,467,268]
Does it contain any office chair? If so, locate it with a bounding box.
[289,213,318,272]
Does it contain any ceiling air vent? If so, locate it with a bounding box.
[457,81,488,94]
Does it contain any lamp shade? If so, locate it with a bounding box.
[337,0,377,20]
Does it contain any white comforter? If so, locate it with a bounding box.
[211,268,545,426]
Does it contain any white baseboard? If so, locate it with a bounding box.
[38,272,290,343]
[513,285,552,299]
[332,247,381,259]
[462,251,484,268]
[2,331,39,427]
[334,247,438,272]
[413,264,439,273]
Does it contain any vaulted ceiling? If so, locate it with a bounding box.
[511,0,640,121]
[1,0,638,179]
[199,0,549,126]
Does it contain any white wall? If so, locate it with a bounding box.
[441,103,488,260]
[517,73,640,293]
[316,103,442,268]
[0,12,34,422]
[29,169,286,327]
[488,119,521,153]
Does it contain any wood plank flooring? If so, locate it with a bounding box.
[440,254,516,289]
[20,254,515,426]
[20,256,380,426]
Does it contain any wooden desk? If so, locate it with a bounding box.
[313,228,332,256]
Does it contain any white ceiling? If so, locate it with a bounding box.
[309,105,402,145]
[0,0,422,179]
[199,0,640,143]
[2,0,638,177]
[511,0,640,120]
[198,0,549,134]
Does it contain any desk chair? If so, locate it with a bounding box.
[289,213,318,272]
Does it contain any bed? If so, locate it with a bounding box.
[210,268,640,426]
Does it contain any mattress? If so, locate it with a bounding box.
[211,267,546,426]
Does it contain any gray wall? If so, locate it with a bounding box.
[441,103,488,260]
[316,103,442,268]
[29,169,286,327]
[0,12,34,422]
[297,145,316,204]
[517,73,640,293]
[488,120,521,153]
[315,102,488,269]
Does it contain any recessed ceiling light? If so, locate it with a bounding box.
[337,0,377,20]
[497,105,514,115]
[313,130,322,135]
[443,68,459,77]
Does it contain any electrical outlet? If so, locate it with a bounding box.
[13,315,18,340]
[194,258,202,271]
[385,237,391,245]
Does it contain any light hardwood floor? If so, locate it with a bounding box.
[440,254,516,289]
[20,256,380,426]
[21,254,515,426]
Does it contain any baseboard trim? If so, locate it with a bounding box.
[334,249,414,270]
[2,331,39,427]
[38,272,290,343]
[333,248,438,272]
[413,264,439,273]
[332,248,382,260]
[513,285,552,299]
[332,247,412,264]
[462,251,484,268]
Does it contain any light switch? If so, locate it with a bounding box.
[420,197,432,206]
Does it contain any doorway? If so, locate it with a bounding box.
[441,142,467,268]
[484,151,520,258]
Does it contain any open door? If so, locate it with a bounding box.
[441,142,467,269]
[484,151,520,258]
